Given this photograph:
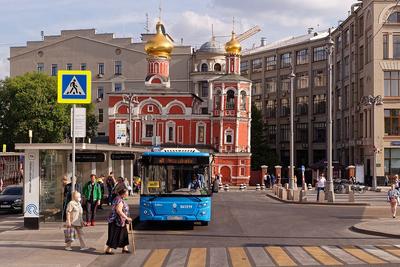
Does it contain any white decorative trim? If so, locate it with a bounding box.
[224,128,234,145]
[165,99,187,115]
[380,61,400,71]
[379,3,400,25]
[138,97,163,114]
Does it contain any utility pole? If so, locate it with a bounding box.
[326,28,335,202]
[289,66,296,190]
[124,93,139,190]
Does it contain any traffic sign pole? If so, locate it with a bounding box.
[72,104,76,192]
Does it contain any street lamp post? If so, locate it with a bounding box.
[326,28,335,202]
[360,95,383,190]
[289,67,296,190]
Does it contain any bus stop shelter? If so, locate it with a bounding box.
[15,143,148,229]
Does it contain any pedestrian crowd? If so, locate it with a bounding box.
[62,172,138,254]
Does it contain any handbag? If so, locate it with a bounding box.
[64,227,76,243]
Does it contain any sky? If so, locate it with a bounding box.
[0,0,356,79]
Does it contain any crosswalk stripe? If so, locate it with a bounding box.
[360,245,400,263]
[321,246,364,265]
[187,248,207,267]
[379,245,400,257]
[342,246,386,264]
[266,246,297,266]
[210,247,229,267]
[143,249,170,267]
[285,246,319,266]
[228,247,252,267]
[247,247,275,266]
[303,246,342,266]
[121,249,151,267]
[166,248,189,267]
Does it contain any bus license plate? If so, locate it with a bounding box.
[167,216,183,221]
[0,205,11,208]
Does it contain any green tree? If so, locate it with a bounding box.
[0,72,98,150]
[251,104,278,170]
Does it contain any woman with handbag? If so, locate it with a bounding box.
[65,191,89,251]
[105,188,132,254]
[387,184,400,218]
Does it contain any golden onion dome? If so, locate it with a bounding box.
[145,21,174,59]
[225,31,241,55]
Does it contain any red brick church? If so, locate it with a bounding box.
[108,20,252,185]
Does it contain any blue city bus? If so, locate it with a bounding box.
[139,149,212,225]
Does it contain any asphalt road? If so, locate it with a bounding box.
[0,211,23,233]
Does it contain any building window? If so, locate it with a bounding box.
[226,90,235,110]
[296,96,308,115]
[114,83,122,92]
[98,63,104,75]
[200,81,208,97]
[313,69,326,87]
[37,63,44,72]
[296,49,308,65]
[383,33,389,59]
[97,87,104,99]
[343,29,350,46]
[393,35,400,59]
[115,61,122,75]
[281,76,290,92]
[313,94,326,114]
[252,81,262,95]
[337,90,342,111]
[266,125,276,144]
[344,56,350,79]
[240,61,248,73]
[214,63,222,72]
[336,119,341,141]
[366,34,372,63]
[313,122,326,143]
[145,124,154,138]
[280,53,292,68]
[166,123,175,143]
[296,123,308,143]
[266,56,277,70]
[280,124,290,142]
[147,105,154,112]
[197,124,205,143]
[388,12,400,23]
[98,109,104,123]
[215,90,221,110]
[265,77,277,93]
[359,46,364,69]
[384,148,400,175]
[350,24,355,44]
[266,100,276,118]
[336,61,341,82]
[80,63,86,70]
[201,107,208,114]
[385,109,400,135]
[336,35,342,52]
[384,71,400,97]
[201,63,208,72]
[359,16,364,37]
[313,46,327,62]
[252,58,262,72]
[343,85,349,109]
[51,64,58,76]
[240,91,247,110]
[280,99,290,117]
[66,63,72,70]
[225,130,234,144]
[297,72,309,89]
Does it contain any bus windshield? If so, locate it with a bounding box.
[142,163,210,196]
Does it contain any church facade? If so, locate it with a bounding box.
[107,21,252,185]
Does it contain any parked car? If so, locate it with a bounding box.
[0,185,23,213]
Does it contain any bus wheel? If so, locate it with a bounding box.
[201,221,209,226]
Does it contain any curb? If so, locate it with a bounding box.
[266,192,370,206]
[350,225,400,238]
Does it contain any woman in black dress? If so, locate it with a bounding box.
[105,188,132,254]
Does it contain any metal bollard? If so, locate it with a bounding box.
[256,184,261,191]
[239,184,245,191]
[218,183,223,190]
[261,184,265,190]
[307,184,312,190]
[224,184,229,191]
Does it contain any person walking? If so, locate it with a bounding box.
[106,173,116,205]
[316,173,326,201]
[62,176,81,222]
[388,184,400,218]
[96,175,105,210]
[82,174,102,226]
[65,191,89,251]
[113,177,127,198]
[270,173,276,188]
[105,188,132,254]
[385,175,390,187]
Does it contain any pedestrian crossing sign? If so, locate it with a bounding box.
[57,70,91,104]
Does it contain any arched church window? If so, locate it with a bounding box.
[388,11,400,23]
[226,90,235,110]
[215,90,221,110]
[240,91,247,110]
[214,63,222,72]
[201,63,208,72]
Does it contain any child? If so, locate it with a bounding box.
[65,191,89,251]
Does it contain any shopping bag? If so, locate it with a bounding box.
[126,222,136,254]
[64,227,76,243]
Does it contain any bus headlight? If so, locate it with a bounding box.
[198,202,208,208]
[143,202,150,207]
[200,211,207,216]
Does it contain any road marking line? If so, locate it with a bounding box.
[303,246,342,266]
[342,246,386,264]
[121,249,151,267]
[265,246,297,266]
[247,247,275,266]
[285,246,319,266]
[321,246,364,265]
[166,248,189,267]
[210,247,229,267]
[187,248,207,267]
[379,245,400,257]
[228,247,252,267]
[143,249,170,267]
[360,245,400,263]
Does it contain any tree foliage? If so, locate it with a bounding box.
[251,104,279,170]
[0,72,97,150]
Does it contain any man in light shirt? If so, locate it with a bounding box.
[316,173,326,201]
